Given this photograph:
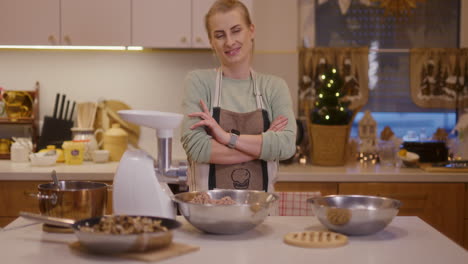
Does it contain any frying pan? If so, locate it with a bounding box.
[20,212,181,254]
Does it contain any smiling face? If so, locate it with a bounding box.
[208,8,255,69]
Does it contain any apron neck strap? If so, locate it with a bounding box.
[214,68,263,111]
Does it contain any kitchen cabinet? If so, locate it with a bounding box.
[274,181,467,249]
[60,0,131,46]
[465,183,468,249]
[275,182,338,196]
[132,0,192,48]
[0,0,131,46]
[131,0,253,48]
[0,0,60,45]
[0,181,113,227]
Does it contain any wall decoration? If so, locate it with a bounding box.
[370,0,426,16]
[410,48,468,112]
[298,47,369,119]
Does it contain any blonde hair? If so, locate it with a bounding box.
[204,0,252,40]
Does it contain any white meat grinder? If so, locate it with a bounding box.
[112,110,188,219]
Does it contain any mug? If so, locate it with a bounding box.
[5,103,31,118]
[2,91,33,118]
[0,100,5,117]
[0,139,12,154]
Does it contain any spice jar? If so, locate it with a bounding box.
[62,140,85,165]
[103,123,128,161]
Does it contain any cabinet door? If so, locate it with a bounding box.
[0,0,60,45]
[339,183,465,245]
[275,182,338,195]
[192,0,253,49]
[191,0,216,48]
[132,0,191,48]
[61,0,131,46]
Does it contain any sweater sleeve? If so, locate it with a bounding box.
[180,71,213,163]
[259,77,297,161]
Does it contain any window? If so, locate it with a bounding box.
[314,0,460,139]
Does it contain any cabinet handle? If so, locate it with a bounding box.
[196,37,203,43]
[180,37,187,43]
[64,35,71,45]
[48,35,56,45]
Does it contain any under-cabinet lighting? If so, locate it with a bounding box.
[0,45,144,51]
[126,46,144,51]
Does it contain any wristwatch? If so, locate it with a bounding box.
[227,129,240,149]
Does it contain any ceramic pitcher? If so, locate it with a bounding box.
[71,128,103,161]
[103,123,128,161]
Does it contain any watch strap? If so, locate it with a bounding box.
[227,129,240,149]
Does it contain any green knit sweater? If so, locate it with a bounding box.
[181,69,296,163]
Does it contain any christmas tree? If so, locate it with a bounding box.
[311,67,352,125]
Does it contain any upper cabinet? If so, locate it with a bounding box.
[0,0,60,45]
[191,0,217,48]
[132,0,253,48]
[61,0,131,46]
[0,0,252,48]
[0,0,130,46]
[132,0,192,48]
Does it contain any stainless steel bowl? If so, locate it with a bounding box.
[307,195,401,236]
[173,189,278,235]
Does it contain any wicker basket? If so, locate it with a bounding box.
[308,123,350,166]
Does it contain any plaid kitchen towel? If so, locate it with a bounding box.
[270,191,322,216]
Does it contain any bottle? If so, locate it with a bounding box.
[62,141,85,165]
[10,142,29,162]
[103,124,128,161]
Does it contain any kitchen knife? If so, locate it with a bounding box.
[69,101,76,121]
[58,94,66,120]
[52,93,60,118]
[64,100,70,121]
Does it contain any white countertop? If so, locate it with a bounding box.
[1,216,466,264]
[0,160,467,182]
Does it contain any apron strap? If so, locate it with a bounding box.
[215,68,264,110]
[251,70,264,110]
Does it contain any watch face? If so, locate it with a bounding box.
[230,129,240,135]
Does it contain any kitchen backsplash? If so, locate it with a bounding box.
[0,49,297,159]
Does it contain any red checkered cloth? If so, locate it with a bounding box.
[271,191,322,216]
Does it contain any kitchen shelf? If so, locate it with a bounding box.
[0,83,40,159]
[0,117,36,124]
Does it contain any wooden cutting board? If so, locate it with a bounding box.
[69,241,199,262]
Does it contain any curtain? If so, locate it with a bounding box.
[410,48,468,110]
[298,47,369,118]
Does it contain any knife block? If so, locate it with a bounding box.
[37,116,73,151]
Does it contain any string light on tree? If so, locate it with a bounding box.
[311,67,352,125]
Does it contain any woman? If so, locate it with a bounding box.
[181,0,296,192]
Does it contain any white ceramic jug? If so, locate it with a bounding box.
[71,128,103,161]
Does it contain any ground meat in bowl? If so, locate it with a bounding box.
[190,192,237,205]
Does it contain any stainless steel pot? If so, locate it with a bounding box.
[29,181,108,220]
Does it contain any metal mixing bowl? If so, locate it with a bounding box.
[173,189,279,235]
[307,195,401,236]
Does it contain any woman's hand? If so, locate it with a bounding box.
[188,100,229,145]
[267,115,288,132]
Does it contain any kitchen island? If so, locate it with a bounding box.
[1,160,468,249]
[1,216,466,264]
